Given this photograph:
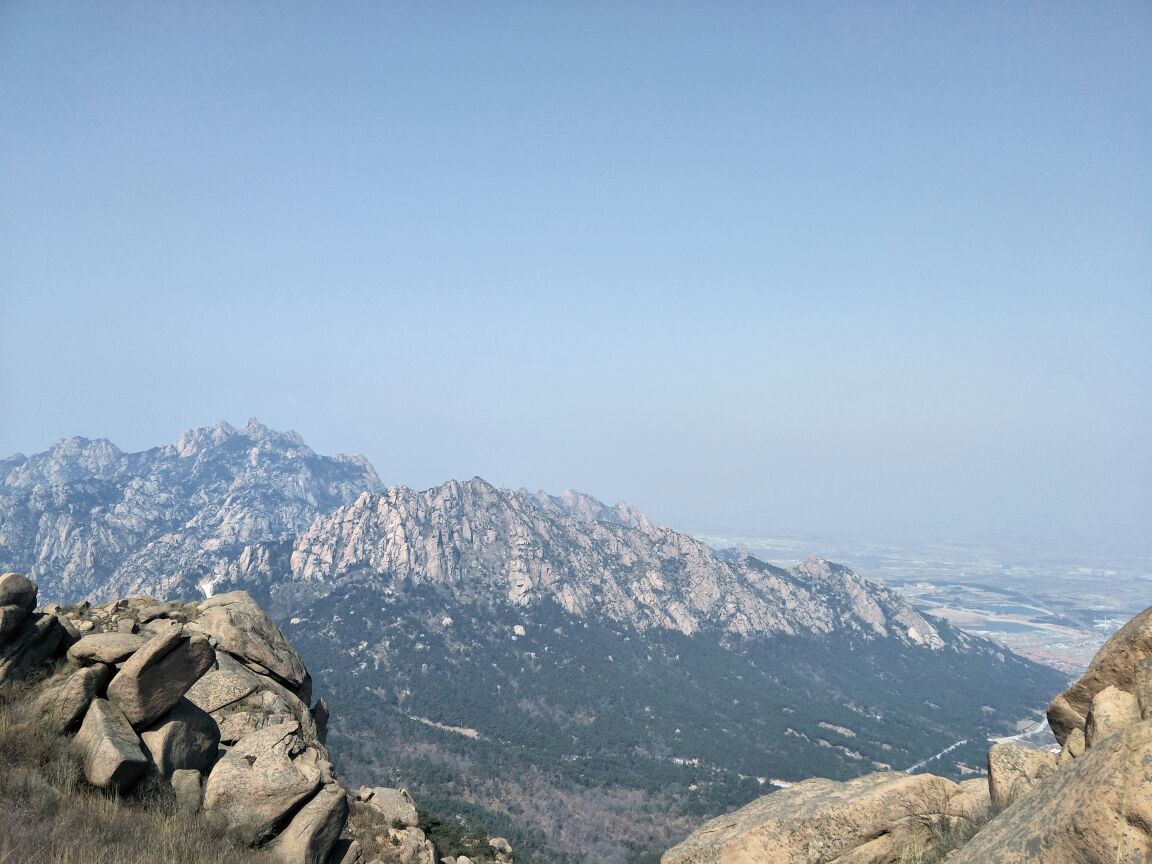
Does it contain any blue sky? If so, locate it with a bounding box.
[2,2,1149,553]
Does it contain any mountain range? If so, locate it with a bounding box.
[0,419,1066,864]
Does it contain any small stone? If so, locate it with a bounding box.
[171,768,203,815]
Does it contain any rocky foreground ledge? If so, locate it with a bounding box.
[0,571,512,864]
[663,603,1152,864]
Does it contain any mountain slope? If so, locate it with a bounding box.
[0,419,381,600]
[0,421,1067,864]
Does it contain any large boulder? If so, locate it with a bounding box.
[195,591,308,692]
[36,663,112,731]
[1047,605,1152,746]
[75,698,148,790]
[67,632,147,665]
[139,697,220,778]
[188,651,322,748]
[0,612,70,686]
[271,782,349,864]
[365,787,419,828]
[106,626,215,728]
[202,720,322,846]
[661,771,970,864]
[951,720,1152,864]
[0,572,37,611]
[987,742,1058,810]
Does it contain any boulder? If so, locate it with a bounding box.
[0,572,37,611]
[106,627,215,728]
[196,591,307,692]
[36,663,112,731]
[191,651,322,748]
[0,612,70,686]
[0,604,29,644]
[987,742,1058,810]
[329,840,365,864]
[387,827,436,864]
[184,658,260,713]
[67,632,147,665]
[661,771,966,864]
[202,720,322,846]
[139,697,220,778]
[1084,685,1140,747]
[271,782,349,864]
[950,720,1152,864]
[171,767,203,815]
[489,837,513,863]
[1047,604,1152,746]
[945,778,991,823]
[1059,728,1086,764]
[75,698,148,790]
[366,786,419,828]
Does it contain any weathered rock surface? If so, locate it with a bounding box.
[271,782,349,864]
[197,591,308,692]
[661,771,968,864]
[987,742,1058,810]
[106,628,215,727]
[202,720,322,845]
[0,572,37,611]
[365,787,419,828]
[36,663,112,731]
[139,697,220,777]
[67,632,147,664]
[75,698,148,789]
[1047,605,1152,746]
[952,721,1152,863]
[0,611,69,685]
[171,767,203,815]
[1084,684,1140,748]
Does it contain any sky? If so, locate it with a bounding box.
[2,2,1150,555]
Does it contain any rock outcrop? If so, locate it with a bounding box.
[0,572,513,864]
[662,771,980,864]
[668,601,1152,864]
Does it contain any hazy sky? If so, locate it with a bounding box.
[2,3,1149,554]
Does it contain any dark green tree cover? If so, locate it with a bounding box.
[272,581,1065,864]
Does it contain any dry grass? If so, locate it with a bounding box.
[0,672,275,864]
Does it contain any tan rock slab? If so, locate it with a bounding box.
[106,628,215,728]
[661,771,963,864]
[196,591,307,691]
[271,782,349,864]
[987,742,1058,810]
[75,698,147,789]
[1084,685,1140,747]
[140,697,220,777]
[951,720,1152,864]
[202,720,321,846]
[1047,604,1152,746]
[36,663,112,731]
[67,632,146,664]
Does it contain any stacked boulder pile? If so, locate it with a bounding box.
[0,571,512,864]
[663,603,1152,864]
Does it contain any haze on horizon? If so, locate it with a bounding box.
[2,3,1149,556]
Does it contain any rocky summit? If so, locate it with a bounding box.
[0,570,513,864]
[0,422,1067,863]
[663,601,1152,864]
